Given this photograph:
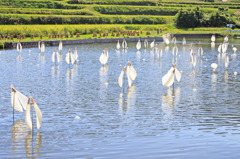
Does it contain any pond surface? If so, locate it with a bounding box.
[0,37,240,158]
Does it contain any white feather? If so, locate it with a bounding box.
[25,103,32,130]
[118,70,124,88]
[33,102,42,129]
[175,68,181,82]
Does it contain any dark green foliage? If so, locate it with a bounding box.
[68,0,158,6]
[0,14,166,25]
[175,7,204,28]
[93,6,178,15]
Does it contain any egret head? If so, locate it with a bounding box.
[123,66,127,72]
[127,61,131,66]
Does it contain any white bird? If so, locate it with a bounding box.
[11,85,28,113]
[66,49,75,65]
[122,39,127,49]
[225,54,229,68]
[162,64,181,87]
[150,40,155,48]
[222,42,228,53]
[59,41,63,52]
[211,63,218,72]
[116,40,120,50]
[144,39,148,48]
[99,49,109,65]
[16,42,22,53]
[232,45,237,54]
[40,42,45,53]
[211,35,216,42]
[191,53,197,67]
[25,97,42,130]
[73,47,78,63]
[182,37,186,45]
[38,41,41,50]
[118,62,137,87]
[51,49,61,63]
[136,40,141,50]
[224,35,228,42]
[218,44,222,53]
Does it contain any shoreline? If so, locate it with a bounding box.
[2,34,221,50]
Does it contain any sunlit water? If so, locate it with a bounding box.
[0,38,240,158]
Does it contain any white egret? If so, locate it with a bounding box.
[150,40,155,49]
[51,49,61,64]
[118,62,137,88]
[222,42,228,53]
[211,63,218,72]
[144,39,148,48]
[234,72,237,76]
[99,49,109,66]
[136,40,141,50]
[25,97,42,130]
[162,64,181,87]
[182,37,186,45]
[40,42,45,53]
[59,41,63,53]
[116,40,120,50]
[218,44,222,53]
[191,52,197,67]
[11,85,28,121]
[66,49,75,65]
[211,34,216,42]
[225,54,229,68]
[224,35,228,42]
[16,42,22,53]
[73,47,78,63]
[38,41,41,50]
[122,39,127,49]
[232,45,237,54]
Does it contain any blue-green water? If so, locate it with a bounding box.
[0,38,240,158]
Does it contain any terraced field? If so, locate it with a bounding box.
[0,0,240,44]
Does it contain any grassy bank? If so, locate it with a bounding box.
[0,24,239,44]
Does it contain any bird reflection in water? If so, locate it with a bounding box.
[136,51,141,59]
[51,65,60,78]
[99,65,109,100]
[118,86,136,114]
[17,54,22,63]
[11,120,42,158]
[66,67,76,85]
[165,46,169,54]
[161,87,180,119]
[211,72,217,94]
[224,70,228,83]
[211,42,215,50]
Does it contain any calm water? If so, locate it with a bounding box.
[0,38,240,158]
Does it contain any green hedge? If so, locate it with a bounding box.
[68,0,158,6]
[93,6,179,15]
[0,14,167,25]
[0,8,94,15]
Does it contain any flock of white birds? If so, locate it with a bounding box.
[12,34,239,130]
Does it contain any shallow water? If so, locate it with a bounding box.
[0,37,240,158]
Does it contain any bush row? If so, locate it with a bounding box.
[0,24,168,37]
[0,14,167,25]
[93,6,179,15]
[0,8,95,15]
[68,0,158,6]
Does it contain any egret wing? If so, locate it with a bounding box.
[65,53,70,64]
[162,68,174,87]
[126,70,133,87]
[118,70,124,87]
[33,102,42,129]
[175,68,181,82]
[15,90,28,110]
[25,103,32,130]
[51,52,55,63]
